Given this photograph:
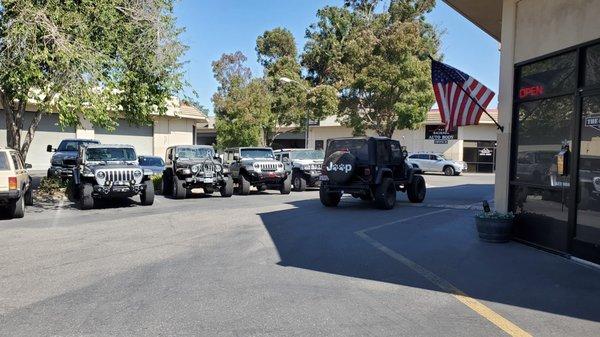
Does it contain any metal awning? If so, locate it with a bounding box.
[443,0,502,41]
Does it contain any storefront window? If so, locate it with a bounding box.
[584,44,600,87]
[514,96,574,185]
[517,52,577,100]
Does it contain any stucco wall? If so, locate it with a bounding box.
[514,0,600,63]
[153,116,195,160]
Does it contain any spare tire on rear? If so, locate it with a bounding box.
[323,151,356,184]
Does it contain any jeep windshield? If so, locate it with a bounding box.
[58,140,99,152]
[176,147,214,160]
[240,149,274,159]
[290,150,324,160]
[86,148,137,162]
[326,139,369,161]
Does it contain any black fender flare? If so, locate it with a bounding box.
[73,169,81,185]
[375,168,393,184]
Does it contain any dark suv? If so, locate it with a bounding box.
[223,147,291,195]
[163,145,233,199]
[319,137,426,210]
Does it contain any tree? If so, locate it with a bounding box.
[302,0,440,138]
[256,28,338,143]
[0,0,185,159]
[211,52,272,148]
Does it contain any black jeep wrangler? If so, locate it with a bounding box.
[223,147,291,195]
[162,145,233,199]
[319,137,426,209]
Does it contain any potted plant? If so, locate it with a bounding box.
[475,211,515,243]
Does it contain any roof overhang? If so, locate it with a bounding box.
[443,0,502,41]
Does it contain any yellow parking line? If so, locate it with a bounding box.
[356,210,532,337]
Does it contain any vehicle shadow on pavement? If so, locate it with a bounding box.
[258,188,600,324]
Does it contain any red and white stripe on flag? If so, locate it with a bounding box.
[431,60,495,132]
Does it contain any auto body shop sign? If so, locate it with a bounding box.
[426,125,457,144]
[585,114,600,131]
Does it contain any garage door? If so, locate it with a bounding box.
[95,120,154,157]
[0,112,76,170]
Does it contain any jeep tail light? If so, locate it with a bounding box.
[364,168,371,176]
[8,177,17,190]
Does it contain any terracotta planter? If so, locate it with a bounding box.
[475,216,513,243]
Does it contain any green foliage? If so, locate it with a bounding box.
[38,177,67,196]
[0,0,186,158]
[302,0,440,137]
[476,211,515,220]
[151,174,163,193]
[212,52,271,148]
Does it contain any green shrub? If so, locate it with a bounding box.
[476,211,515,220]
[38,177,68,196]
[151,174,163,193]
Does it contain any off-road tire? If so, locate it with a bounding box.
[24,186,34,206]
[293,173,307,192]
[79,183,94,210]
[220,177,234,197]
[443,166,455,176]
[280,175,291,195]
[163,170,173,195]
[6,193,25,218]
[407,175,426,203]
[238,174,251,195]
[67,178,78,202]
[172,175,186,199]
[141,180,155,206]
[374,177,396,210]
[319,186,342,207]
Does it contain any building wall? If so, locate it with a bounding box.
[153,116,195,160]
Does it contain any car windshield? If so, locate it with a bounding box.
[290,150,324,160]
[326,139,369,160]
[58,140,98,152]
[176,147,214,159]
[240,148,274,159]
[86,147,137,162]
[0,152,9,170]
[437,155,446,160]
[139,157,164,166]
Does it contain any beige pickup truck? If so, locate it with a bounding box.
[0,147,33,218]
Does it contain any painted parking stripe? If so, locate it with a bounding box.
[356,210,532,337]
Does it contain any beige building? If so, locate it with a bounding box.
[0,98,207,170]
[445,0,600,263]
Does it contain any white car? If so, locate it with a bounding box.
[0,147,33,218]
[406,152,467,176]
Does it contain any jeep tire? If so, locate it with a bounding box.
[280,175,291,195]
[67,178,78,202]
[319,186,342,207]
[163,170,173,195]
[24,186,34,206]
[324,151,356,184]
[293,173,307,192]
[172,175,186,199]
[220,177,234,197]
[6,193,25,218]
[238,174,251,195]
[407,175,426,203]
[79,183,94,210]
[443,166,455,176]
[374,177,396,210]
[141,180,155,206]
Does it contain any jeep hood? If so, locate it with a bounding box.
[88,163,141,171]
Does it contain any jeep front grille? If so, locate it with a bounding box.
[259,163,278,171]
[105,169,134,182]
[203,163,215,172]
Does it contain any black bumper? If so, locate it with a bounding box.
[181,175,226,188]
[92,184,145,198]
[247,171,287,185]
[48,166,74,178]
[0,190,21,202]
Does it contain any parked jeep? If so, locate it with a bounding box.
[319,137,426,210]
[223,147,290,195]
[47,139,100,179]
[162,145,233,199]
[274,149,324,191]
[70,144,154,209]
[0,147,33,218]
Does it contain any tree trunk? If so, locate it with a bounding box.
[1,91,46,161]
[21,112,43,159]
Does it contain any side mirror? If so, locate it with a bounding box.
[25,163,32,169]
[233,155,240,161]
[46,145,54,152]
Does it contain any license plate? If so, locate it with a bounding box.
[205,172,214,178]
[319,175,329,181]
[204,178,214,183]
[114,187,129,192]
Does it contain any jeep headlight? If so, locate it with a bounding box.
[191,165,199,173]
[96,171,106,179]
[253,163,260,169]
[215,164,223,172]
[133,170,142,178]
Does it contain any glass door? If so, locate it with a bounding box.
[572,93,600,263]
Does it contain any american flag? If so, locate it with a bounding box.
[431,60,495,132]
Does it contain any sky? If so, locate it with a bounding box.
[174,0,500,114]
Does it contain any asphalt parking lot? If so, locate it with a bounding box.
[1,173,599,336]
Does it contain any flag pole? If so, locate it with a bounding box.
[428,55,504,133]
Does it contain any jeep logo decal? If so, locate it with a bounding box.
[326,162,352,173]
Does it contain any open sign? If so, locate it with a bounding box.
[519,85,544,99]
